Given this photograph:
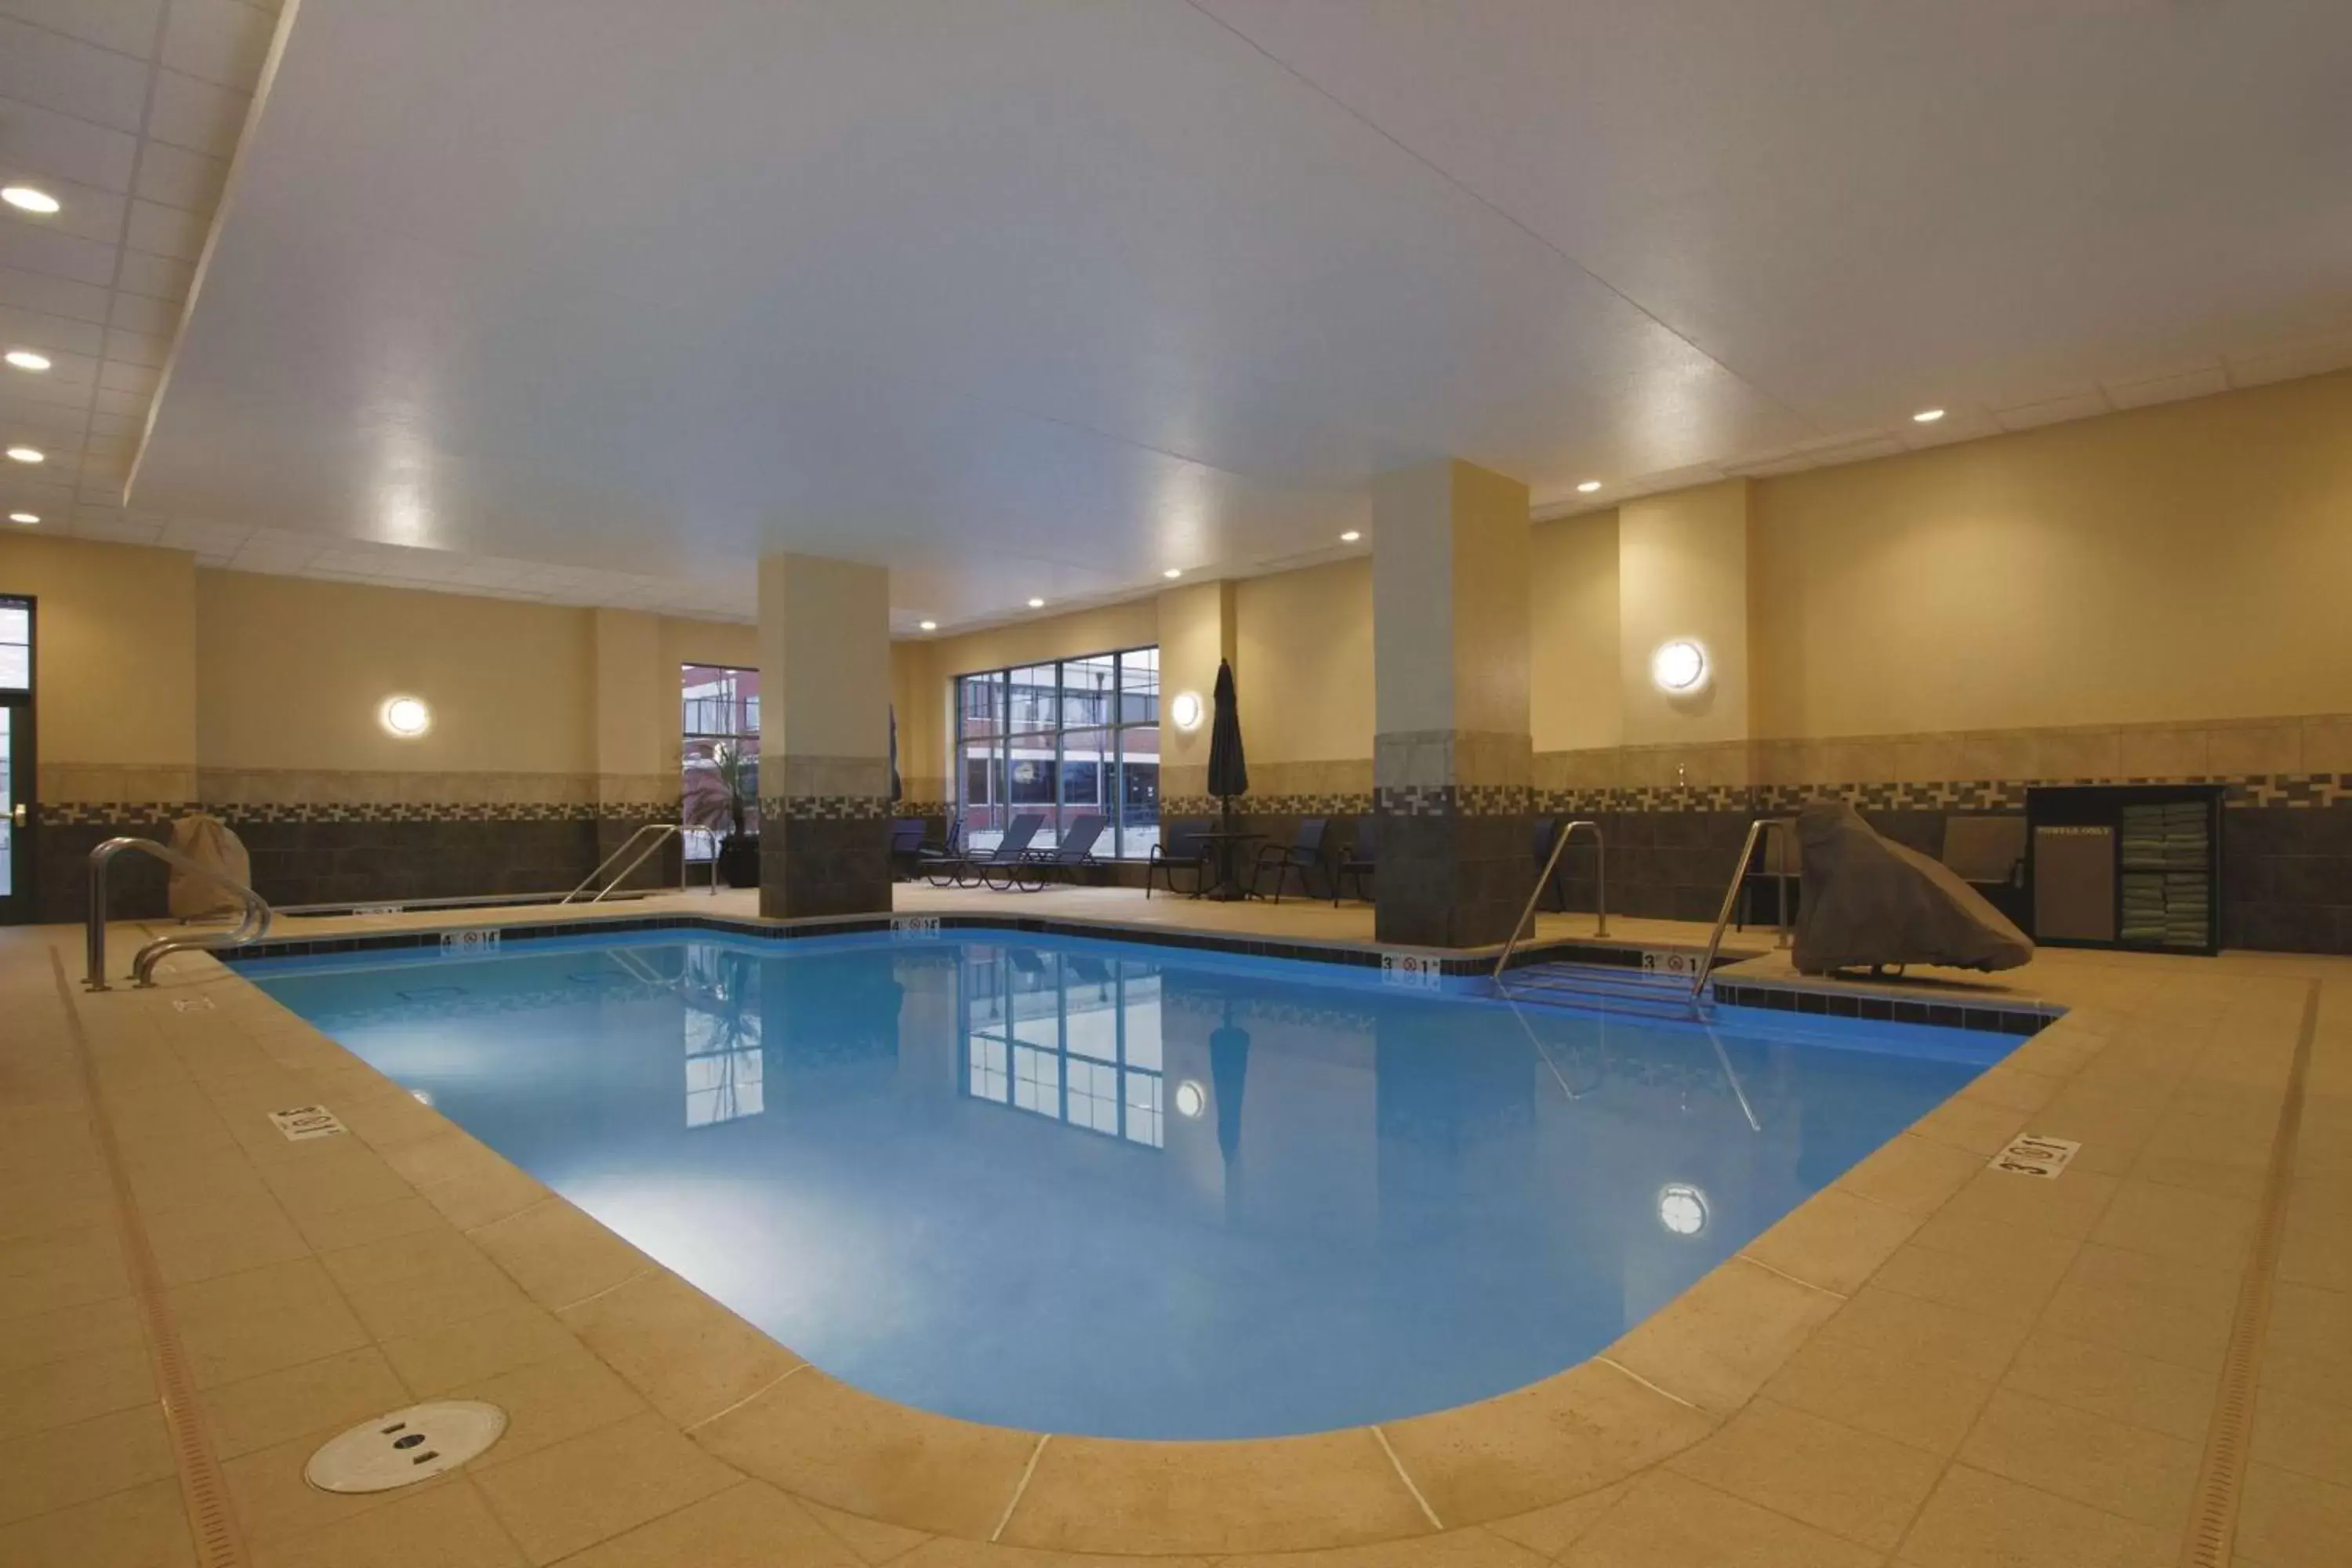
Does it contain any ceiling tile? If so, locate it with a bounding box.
[0,263,111,323]
[144,67,249,156]
[0,219,119,287]
[1991,390,2111,431]
[124,198,206,260]
[0,0,165,59]
[0,95,142,192]
[2226,333,2352,389]
[131,140,227,210]
[92,387,150,416]
[101,326,169,368]
[114,249,194,303]
[0,303,107,356]
[162,0,277,89]
[106,290,179,337]
[97,358,159,394]
[2102,363,2229,409]
[0,16,154,131]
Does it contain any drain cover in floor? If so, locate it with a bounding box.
[305,1401,506,1493]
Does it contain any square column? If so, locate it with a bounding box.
[1372,459,1533,947]
[757,553,893,919]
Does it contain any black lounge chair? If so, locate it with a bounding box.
[1334,819,1375,905]
[970,813,1048,892]
[1023,813,1109,887]
[1145,819,1211,898]
[1252,818,1328,903]
[887,818,927,880]
[920,815,967,887]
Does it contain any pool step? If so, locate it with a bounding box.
[1494,960,1702,1019]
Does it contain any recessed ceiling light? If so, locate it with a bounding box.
[5,446,44,464]
[2,186,61,216]
[1026,597,1046,608]
[1912,408,1946,423]
[8,511,36,524]
[1339,530,1362,543]
[1577,479,1602,493]
[5,349,51,372]
[918,619,938,632]
[1162,568,1182,579]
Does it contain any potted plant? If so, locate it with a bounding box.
[690,740,762,888]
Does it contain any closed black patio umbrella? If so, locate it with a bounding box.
[1207,659,1248,833]
[887,705,902,804]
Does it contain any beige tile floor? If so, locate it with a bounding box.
[2,886,2347,1566]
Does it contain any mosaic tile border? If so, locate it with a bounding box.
[1373,784,1534,818]
[1162,793,1375,817]
[1534,772,2352,815]
[757,793,894,822]
[35,800,682,826]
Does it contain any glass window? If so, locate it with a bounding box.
[953,646,1159,858]
[681,664,760,861]
[0,600,27,693]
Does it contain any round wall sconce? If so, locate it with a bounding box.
[379,695,433,739]
[1170,690,1204,731]
[1650,638,1709,695]
[1657,1182,1709,1236]
[1174,1080,1207,1119]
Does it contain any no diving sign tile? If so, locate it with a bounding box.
[1991,1132,2081,1178]
[270,1105,349,1142]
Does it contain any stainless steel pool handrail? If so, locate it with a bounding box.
[564,822,699,904]
[85,837,274,991]
[1689,817,1796,1004]
[1494,819,1607,981]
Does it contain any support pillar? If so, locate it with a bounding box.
[1371,459,1532,947]
[757,553,893,918]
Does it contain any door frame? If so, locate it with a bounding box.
[1,591,35,926]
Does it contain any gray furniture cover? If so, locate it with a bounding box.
[1791,801,2033,975]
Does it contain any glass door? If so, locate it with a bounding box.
[0,596,31,924]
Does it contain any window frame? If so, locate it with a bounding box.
[953,644,1159,859]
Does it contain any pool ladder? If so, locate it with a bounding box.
[562,822,718,903]
[1491,816,1795,1018]
[84,837,274,991]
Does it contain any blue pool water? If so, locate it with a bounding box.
[244,930,2018,1439]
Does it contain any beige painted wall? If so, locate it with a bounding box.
[1530,513,1621,753]
[195,570,597,775]
[1234,558,1372,764]
[1751,370,2352,739]
[0,534,197,792]
[1618,480,1751,747]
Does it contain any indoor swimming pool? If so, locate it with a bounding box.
[243,928,2023,1439]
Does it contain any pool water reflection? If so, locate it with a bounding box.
[247,931,2016,1439]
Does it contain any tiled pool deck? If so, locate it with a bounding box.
[2,885,2347,1566]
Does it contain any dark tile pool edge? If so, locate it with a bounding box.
[212,907,2059,1033]
[212,909,1698,975]
[1710,979,2064,1038]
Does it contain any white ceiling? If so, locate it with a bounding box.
[8,2,2351,630]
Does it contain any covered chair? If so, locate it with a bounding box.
[167,812,252,920]
[1791,801,2033,975]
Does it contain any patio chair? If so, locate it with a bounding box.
[970,813,1048,892]
[920,814,967,887]
[887,818,927,880]
[1251,818,1329,904]
[1023,813,1109,887]
[1145,818,1211,898]
[1334,818,1375,905]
